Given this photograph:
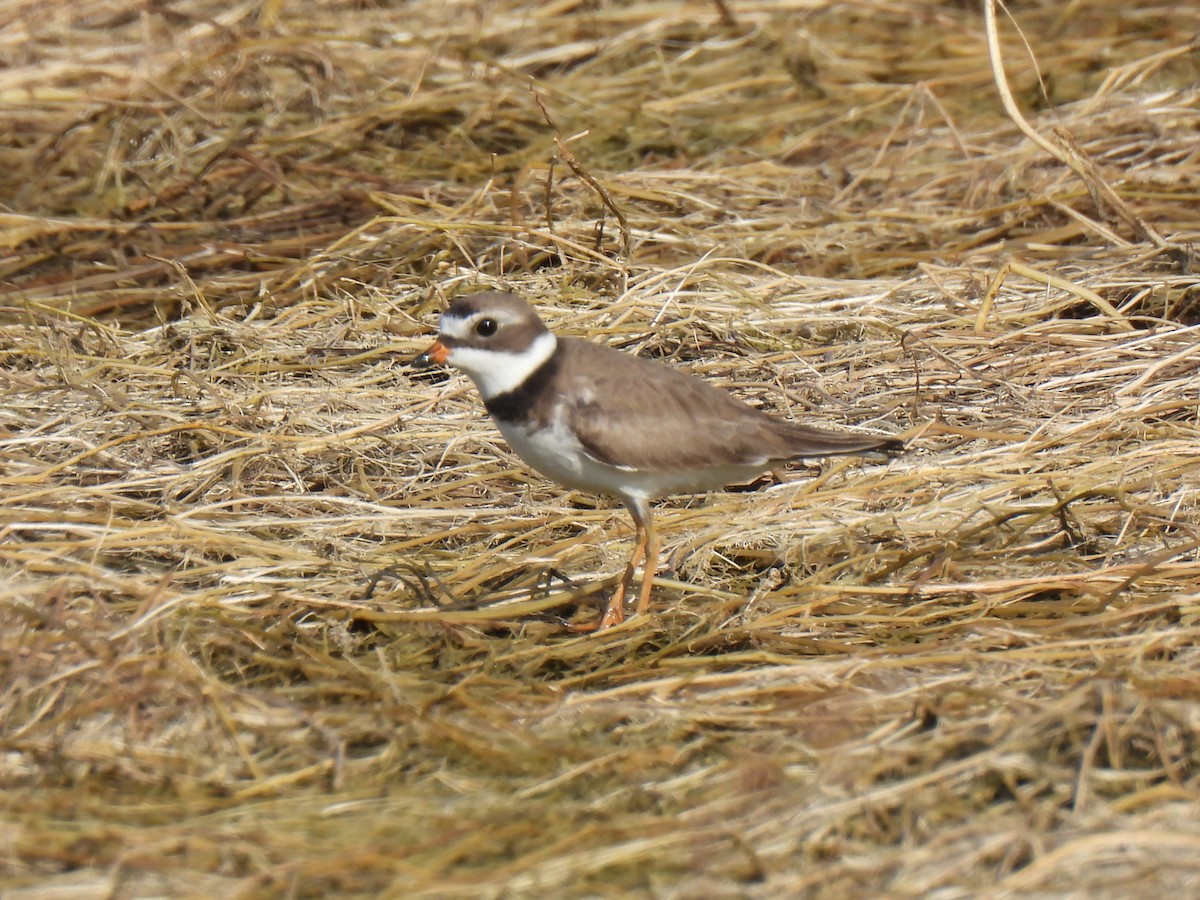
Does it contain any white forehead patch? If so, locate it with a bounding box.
[448,330,557,400]
[438,314,474,342]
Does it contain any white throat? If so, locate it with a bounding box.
[448,331,557,400]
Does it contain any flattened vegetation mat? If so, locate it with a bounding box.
[2,1,1199,895]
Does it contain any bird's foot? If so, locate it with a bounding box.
[564,588,627,632]
[597,596,627,629]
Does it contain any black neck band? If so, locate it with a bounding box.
[483,345,561,423]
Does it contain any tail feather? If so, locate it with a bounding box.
[768,421,904,462]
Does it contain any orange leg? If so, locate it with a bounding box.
[596,499,658,630]
[598,516,647,628]
[634,514,658,617]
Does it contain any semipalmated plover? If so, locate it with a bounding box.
[413,292,901,628]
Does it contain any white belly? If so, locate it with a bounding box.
[496,418,769,503]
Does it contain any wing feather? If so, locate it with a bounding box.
[558,338,896,472]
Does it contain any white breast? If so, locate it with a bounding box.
[497,413,626,495]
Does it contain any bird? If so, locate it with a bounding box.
[412,291,902,629]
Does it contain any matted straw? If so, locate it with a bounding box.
[2,0,1199,895]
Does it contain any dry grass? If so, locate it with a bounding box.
[3,0,1200,896]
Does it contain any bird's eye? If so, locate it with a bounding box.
[475,318,498,337]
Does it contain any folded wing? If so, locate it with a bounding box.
[558,338,899,472]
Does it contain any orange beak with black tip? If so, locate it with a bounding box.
[412,339,450,369]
